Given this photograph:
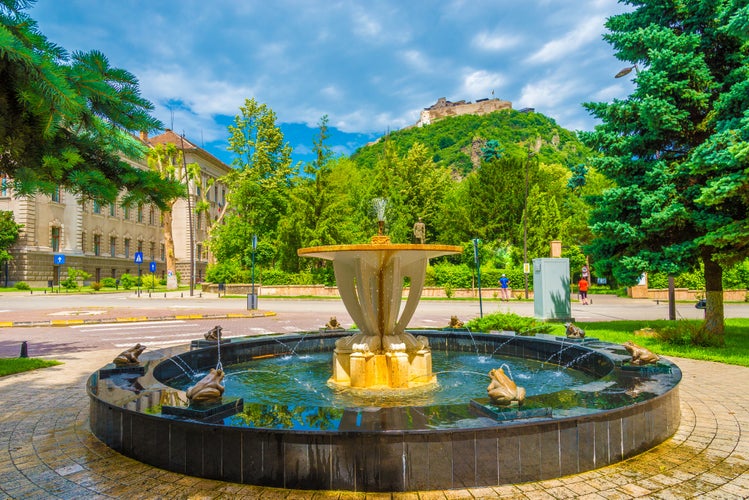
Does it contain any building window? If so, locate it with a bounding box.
[149,206,155,225]
[109,203,116,217]
[124,238,130,258]
[150,242,155,260]
[1,175,8,197]
[160,243,165,261]
[51,186,60,202]
[197,243,202,261]
[51,227,60,252]
[137,204,143,223]
[95,268,101,282]
[137,240,143,254]
[81,232,86,253]
[214,184,218,202]
[110,237,116,257]
[93,234,101,256]
[222,188,225,205]
[196,213,202,230]
[93,201,101,214]
[124,205,130,220]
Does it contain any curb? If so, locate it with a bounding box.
[0,311,276,328]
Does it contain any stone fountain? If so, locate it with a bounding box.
[298,238,461,390]
[87,210,682,492]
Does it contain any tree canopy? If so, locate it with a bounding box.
[580,0,749,338]
[0,0,181,208]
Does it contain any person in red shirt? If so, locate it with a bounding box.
[578,277,589,305]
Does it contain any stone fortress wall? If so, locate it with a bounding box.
[416,97,513,127]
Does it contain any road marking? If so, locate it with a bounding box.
[73,323,194,333]
[69,320,188,329]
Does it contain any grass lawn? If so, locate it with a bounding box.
[0,358,61,377]
[547,318,749,367]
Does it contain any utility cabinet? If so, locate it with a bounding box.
[533,258,572,321]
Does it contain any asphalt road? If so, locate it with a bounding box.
[1,292,747,358]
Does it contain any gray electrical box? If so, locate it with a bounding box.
[533,258,572,321]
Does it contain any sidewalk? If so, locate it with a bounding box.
[0,349,746,498]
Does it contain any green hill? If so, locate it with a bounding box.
[351,109,592,175]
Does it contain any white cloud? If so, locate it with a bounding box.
[459,69,506,99]
[528,16,606,64]
[471,31,522,52]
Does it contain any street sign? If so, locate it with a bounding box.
[134,252,144,264]
[54,254,65,265]
[149,261,157,273]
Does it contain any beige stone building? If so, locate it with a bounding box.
[1,130,231,288]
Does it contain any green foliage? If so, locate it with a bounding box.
[90,281,102,291]
[580,0,749,336]
[352,110,592,176]
[0,211,21,264]
[119,273,137,290]
[0,358,61,377]
[13,281,29,290]
[101,277,117,288]
[141,275,159,289]
[60,268,91,291]
[427,262,473,288]
[0,1,182,208]
[465,312,552,335]
[656,321,724,348]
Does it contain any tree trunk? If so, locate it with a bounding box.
[162,208,178,290]
[702,248,724,339]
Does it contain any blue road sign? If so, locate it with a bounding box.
[54,254,65,265]
[134,251,144,264]
[149,261,157,273]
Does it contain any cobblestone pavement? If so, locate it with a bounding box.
[0,348,747,499]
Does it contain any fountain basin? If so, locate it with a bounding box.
[88,331,681,492]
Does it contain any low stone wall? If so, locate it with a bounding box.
[201,283,534,299]
[628,284,746,301]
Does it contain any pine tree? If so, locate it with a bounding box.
[0,0,179,207]
[581,0,749,339]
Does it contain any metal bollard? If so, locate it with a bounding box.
[20,341,28,358]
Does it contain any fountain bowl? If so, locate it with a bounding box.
[88,330,681,492]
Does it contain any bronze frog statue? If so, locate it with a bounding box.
[325,316,343,330]
[565,322,585,339]
[448,316,464,329]
[186,368,225,403]
[487,367,526,406]
[113,343,146,366]
[204,325,223,341]
[624,341,660,365]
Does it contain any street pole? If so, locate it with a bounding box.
[524,152,531,299]
[473,238,483,318]
[251,234,257,310]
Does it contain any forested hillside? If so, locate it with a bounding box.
[352,109,592,176]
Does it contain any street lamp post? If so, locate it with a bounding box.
[524,152,531,299]
[472,238,483,318]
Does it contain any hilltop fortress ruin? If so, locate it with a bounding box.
[416,96,513,127]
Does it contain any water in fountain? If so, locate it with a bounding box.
[167,350,594,424]
[167,354,198,378]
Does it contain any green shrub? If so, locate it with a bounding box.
[120,273,136,290]
[61,268,91,291]
[465,311,551,335]
[656,321,725,348]
[141,274,159,289]
[90,281,102,291]
[14,281,30,290]
[101,277,117,288]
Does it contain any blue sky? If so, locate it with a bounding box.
[30,0,632,168]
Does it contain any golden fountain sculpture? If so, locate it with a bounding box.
[298,232,461,391]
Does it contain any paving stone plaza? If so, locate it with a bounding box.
[0,298,747,499]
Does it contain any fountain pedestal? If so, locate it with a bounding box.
[299,242,461,390]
